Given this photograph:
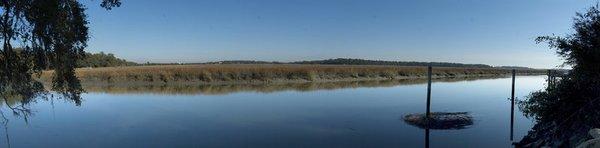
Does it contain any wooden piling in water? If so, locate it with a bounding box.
[425,128,430,148]
[425,65,432,148]
[426,66,432,119]
[510,69,515,141]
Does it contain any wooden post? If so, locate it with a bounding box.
[425,128,430,148]
[425,66,432,147]
[426,66,432,119]
[510,69,516,141]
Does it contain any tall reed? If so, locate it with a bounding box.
[39,64,545,84]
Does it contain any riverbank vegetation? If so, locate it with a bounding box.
[517,4,600,147]
[200,58,535,69]
[12,49,137,68]
[38,64,546,85]
[292,58,493,68]
[77,52,138,68]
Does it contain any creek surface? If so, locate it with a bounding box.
[0,76,546,148]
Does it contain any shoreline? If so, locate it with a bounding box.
[75,73,539,86]
[38,64,547,86]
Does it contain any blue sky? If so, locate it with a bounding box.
[83,0,593,68]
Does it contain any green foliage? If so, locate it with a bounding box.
[201,58,533,69]
[0,0,120,107]
[77,52,138,68]
[536,8,600,76]
[518,4,600,147]
[0,0,122,124]
[293,58,493,68]
[204,60,283,64]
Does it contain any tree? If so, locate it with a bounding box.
[536,5,600,78]
[0,0,120,103]
[518,4,600,147]
[77,52,138,68]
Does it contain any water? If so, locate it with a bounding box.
[0,76,546,148]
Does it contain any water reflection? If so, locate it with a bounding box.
[82,76,508,95]
[425,128,430,148]
[0,81,80,148]
[0,75,542,147]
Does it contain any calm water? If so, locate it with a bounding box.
[0,76,546,148]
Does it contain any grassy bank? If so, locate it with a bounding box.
[38,64,546,85]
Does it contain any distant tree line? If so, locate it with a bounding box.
[86,57,535,69]
[204,60,284,64]
[292,58,492,68]
[494,66,535,70]
[201,58,533,69]
[13,48,137,68]
[77,52,138,68]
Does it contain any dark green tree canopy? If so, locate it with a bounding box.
[0,0,120,103]
[519,4,600,147]
[77,52,137,68]
[536,4,600,76]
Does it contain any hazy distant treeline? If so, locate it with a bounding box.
[81,55,534,69]
[204,60,284,65]
[292,58,492,68]
[203,58,533,69]
[12,48,137,68]
[77,52,138,68]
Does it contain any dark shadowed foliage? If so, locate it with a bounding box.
[200,58,536,69]
[77,52,137,68]
[292,58,493,68]
[517,4,600,147]
[0,0,120,120]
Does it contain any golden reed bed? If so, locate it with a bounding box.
[38,64,545,84]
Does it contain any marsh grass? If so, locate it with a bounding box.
[38,64,545,84]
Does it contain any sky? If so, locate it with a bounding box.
[83,0,594,69]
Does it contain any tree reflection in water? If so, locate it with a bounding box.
[0,81,82,148]
[0,76,519,147]
[82,76,507,95]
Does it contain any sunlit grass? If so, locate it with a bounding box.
[39,64,545,84]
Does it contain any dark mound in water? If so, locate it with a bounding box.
[403,112,473,130]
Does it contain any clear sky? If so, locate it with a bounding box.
[83,0,593,68]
